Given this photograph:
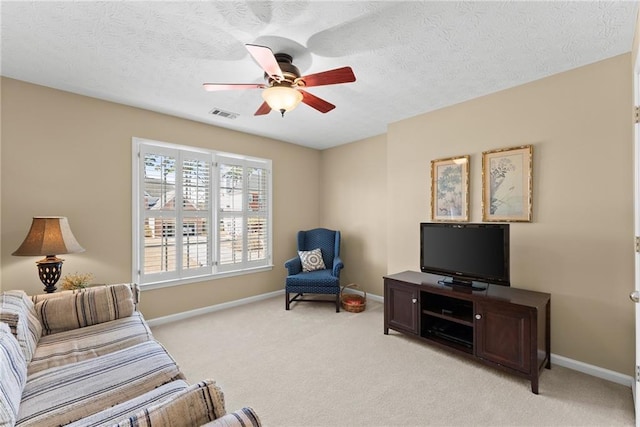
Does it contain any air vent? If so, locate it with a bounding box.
[209,108,238,120]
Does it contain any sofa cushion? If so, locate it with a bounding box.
[112,380,227,427]
[0,290,42,363]
[203,407,262,427]
[65,380,189,427]
[16,340,183,427]
[28,311,153,375]
[31,283,140,308]
[34,283,135,335]
[298,248,326,272]
[0,322,28,427]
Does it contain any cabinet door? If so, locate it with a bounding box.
[384,280,419,335]
[475,301,532,374]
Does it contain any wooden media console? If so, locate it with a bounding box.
[383,271,551,394]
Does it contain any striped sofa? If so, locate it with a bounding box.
[0,284,261,427]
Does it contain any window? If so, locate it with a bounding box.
[132,138,272,288]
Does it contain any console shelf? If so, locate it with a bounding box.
[421,309,473,327]
[384,270,551,394]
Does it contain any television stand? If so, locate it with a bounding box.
[384,271,551,394]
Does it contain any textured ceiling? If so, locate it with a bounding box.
[1,1,638,149]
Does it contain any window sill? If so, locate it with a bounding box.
[138,265,274,291]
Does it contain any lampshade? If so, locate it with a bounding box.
[12,216,85,256]
[261,86,303,116]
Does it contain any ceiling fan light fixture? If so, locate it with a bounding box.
[262,86,303,117]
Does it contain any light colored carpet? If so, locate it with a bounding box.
[150,296,634,426]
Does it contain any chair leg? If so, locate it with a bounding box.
[285,292,290,310]
[336,293,340,313]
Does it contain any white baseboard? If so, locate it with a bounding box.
[147,288,632,388]
[146,288,379,327]
[146,289,284,327]
[550,353,633,387]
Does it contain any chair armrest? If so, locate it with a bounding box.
[201,407,261,427]
[284,257,302,275]
[332,256,344,277]
[33,284,135,335]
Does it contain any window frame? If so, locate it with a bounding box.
[132,138,273,290]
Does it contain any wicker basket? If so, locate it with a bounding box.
[340,283,366,313]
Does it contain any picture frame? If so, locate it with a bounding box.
[430,155,469,222]
[482,145,533,222]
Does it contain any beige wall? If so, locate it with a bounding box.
[321,55,635,377]
[320,55,634,375]
[1,52,635,375]
[383,54,633,375]
[0,77,320,318]
[319,135,387,295]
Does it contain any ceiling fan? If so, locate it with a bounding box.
[203,44,356,117]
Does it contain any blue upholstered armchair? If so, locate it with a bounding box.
[284,228,344,312]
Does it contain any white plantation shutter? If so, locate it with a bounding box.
[181,154,211,274]
[246,165,269,262]
[133,139,271,287]
[216,156,271,272]
[141,147,178,279]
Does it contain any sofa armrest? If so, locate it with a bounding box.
[0,290,42,363]
[33,283,135,335]
[0,322,27,427]
[112,380,229,427]
[201,407,261,427]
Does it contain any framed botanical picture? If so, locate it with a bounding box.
[430,155,469,222]
[482,145,533,222]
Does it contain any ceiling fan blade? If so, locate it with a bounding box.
[245,44,284,82]
[203,83,265,92]
[254,102,271,116]
[300,90,336,113]
[301,67,356,88]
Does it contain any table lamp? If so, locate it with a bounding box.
[12,216,85,293]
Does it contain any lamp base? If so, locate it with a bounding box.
[36,256,64,293]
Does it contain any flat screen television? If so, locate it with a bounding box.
[420,222,510,288]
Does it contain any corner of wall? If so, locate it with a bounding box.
[632,7,640,67]
[0,77,4,292]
